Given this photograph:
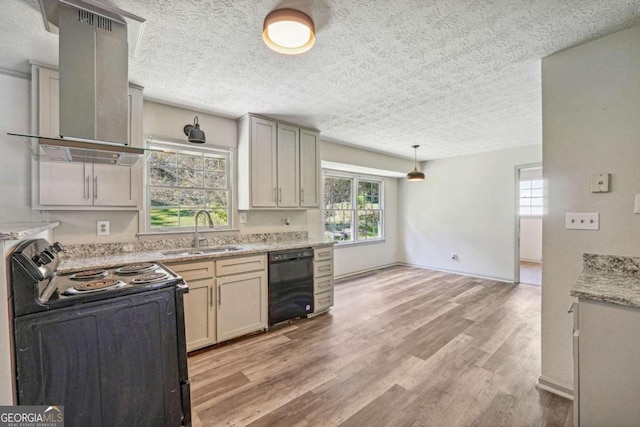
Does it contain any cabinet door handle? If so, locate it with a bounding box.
[85,176,90,199]
[273,187,277,202]
[210,287,213,307]
[218,284,221,306]
[94,176,98,199]
[279,187,282,202]
[301,188,304,203]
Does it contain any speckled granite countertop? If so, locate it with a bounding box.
[0,221,60,240]
[59,239,334,274]
[571,254,640,308]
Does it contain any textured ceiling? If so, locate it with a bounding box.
[1,0,640,160]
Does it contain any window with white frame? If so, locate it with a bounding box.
[323,172,383,243]
[146,139,232,231]
[519,167,543,216]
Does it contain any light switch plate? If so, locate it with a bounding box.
[634,194,640,214]
[565,213,599,230]
[591,174,610,193]
[239,212,248,224]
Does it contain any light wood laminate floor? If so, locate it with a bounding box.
[189,265,571,427]
[520,261,542,286]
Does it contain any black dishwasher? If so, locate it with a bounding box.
[268,248,314,325]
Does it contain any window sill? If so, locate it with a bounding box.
[333,239,386,248]
[137,228,240,237]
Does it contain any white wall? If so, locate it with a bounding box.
[541,24,640,392]
[520,218,542,262]
[0,73,35,223]
[398,145,541,281]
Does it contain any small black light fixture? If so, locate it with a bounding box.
[407,145,426,181]
[183,116,206,144]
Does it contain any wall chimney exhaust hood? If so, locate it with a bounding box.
[7,0,149,166]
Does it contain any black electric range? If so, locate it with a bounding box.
[10,238,192,427]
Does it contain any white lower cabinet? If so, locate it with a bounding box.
[574,299,640,426]
[216,255,268,342]
[312,246,334,315]
[167,260,216,352]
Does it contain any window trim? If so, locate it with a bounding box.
[143,137,235,233]
[322,169,385,246]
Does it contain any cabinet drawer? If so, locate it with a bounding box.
[314,259,333,278]
[314,290,334,313]
[216,255,266,277]
[314,276,334,294]
[166,260,215,281]
[314,246,333,261]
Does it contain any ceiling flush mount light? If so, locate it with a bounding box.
[407,145,426,181]
[263,8,315,55]
[183,116,206,144]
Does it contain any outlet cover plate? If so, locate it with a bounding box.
[97,220,110,236]
[565,212,599,230]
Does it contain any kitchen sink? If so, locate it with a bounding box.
[161,246,243,256]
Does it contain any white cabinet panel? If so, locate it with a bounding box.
[93,164,138,207]
[300,129,320,208]
[250,117,278,208]
[276,124,300,207]
[217,270,267,342]
[39,161,92,206]
[168,260,216,351]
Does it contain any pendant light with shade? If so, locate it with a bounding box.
[263,9,315,55]
[407,145,425,181]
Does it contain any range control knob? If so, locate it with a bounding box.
[41,249,55,262]
[32,254,46,266]
[51,242,65,253]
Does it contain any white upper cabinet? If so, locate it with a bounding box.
[276,123,300,208]
[249,117,278,208]
[31,65,143,210]
[299,129,320,208]
[237,114,320,210]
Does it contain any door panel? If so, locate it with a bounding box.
[276,124,300,207]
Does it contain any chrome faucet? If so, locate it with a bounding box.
[194,209,214,248]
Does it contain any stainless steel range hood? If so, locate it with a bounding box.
[8,0,148,166]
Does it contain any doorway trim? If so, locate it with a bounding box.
[514,162,543,284]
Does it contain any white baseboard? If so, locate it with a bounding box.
[399,262,515,284]
[334,263,401,280]
[536,375,574,400]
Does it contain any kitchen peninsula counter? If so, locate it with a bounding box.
[571,253,640,308]
[0,221,60,240]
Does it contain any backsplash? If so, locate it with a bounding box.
[62,231,309,259]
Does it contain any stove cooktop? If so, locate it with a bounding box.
[52,263,178,299]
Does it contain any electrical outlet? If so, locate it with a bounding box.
[451,252,458,260]
[283,217,290,226]
[97,220,110,236]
